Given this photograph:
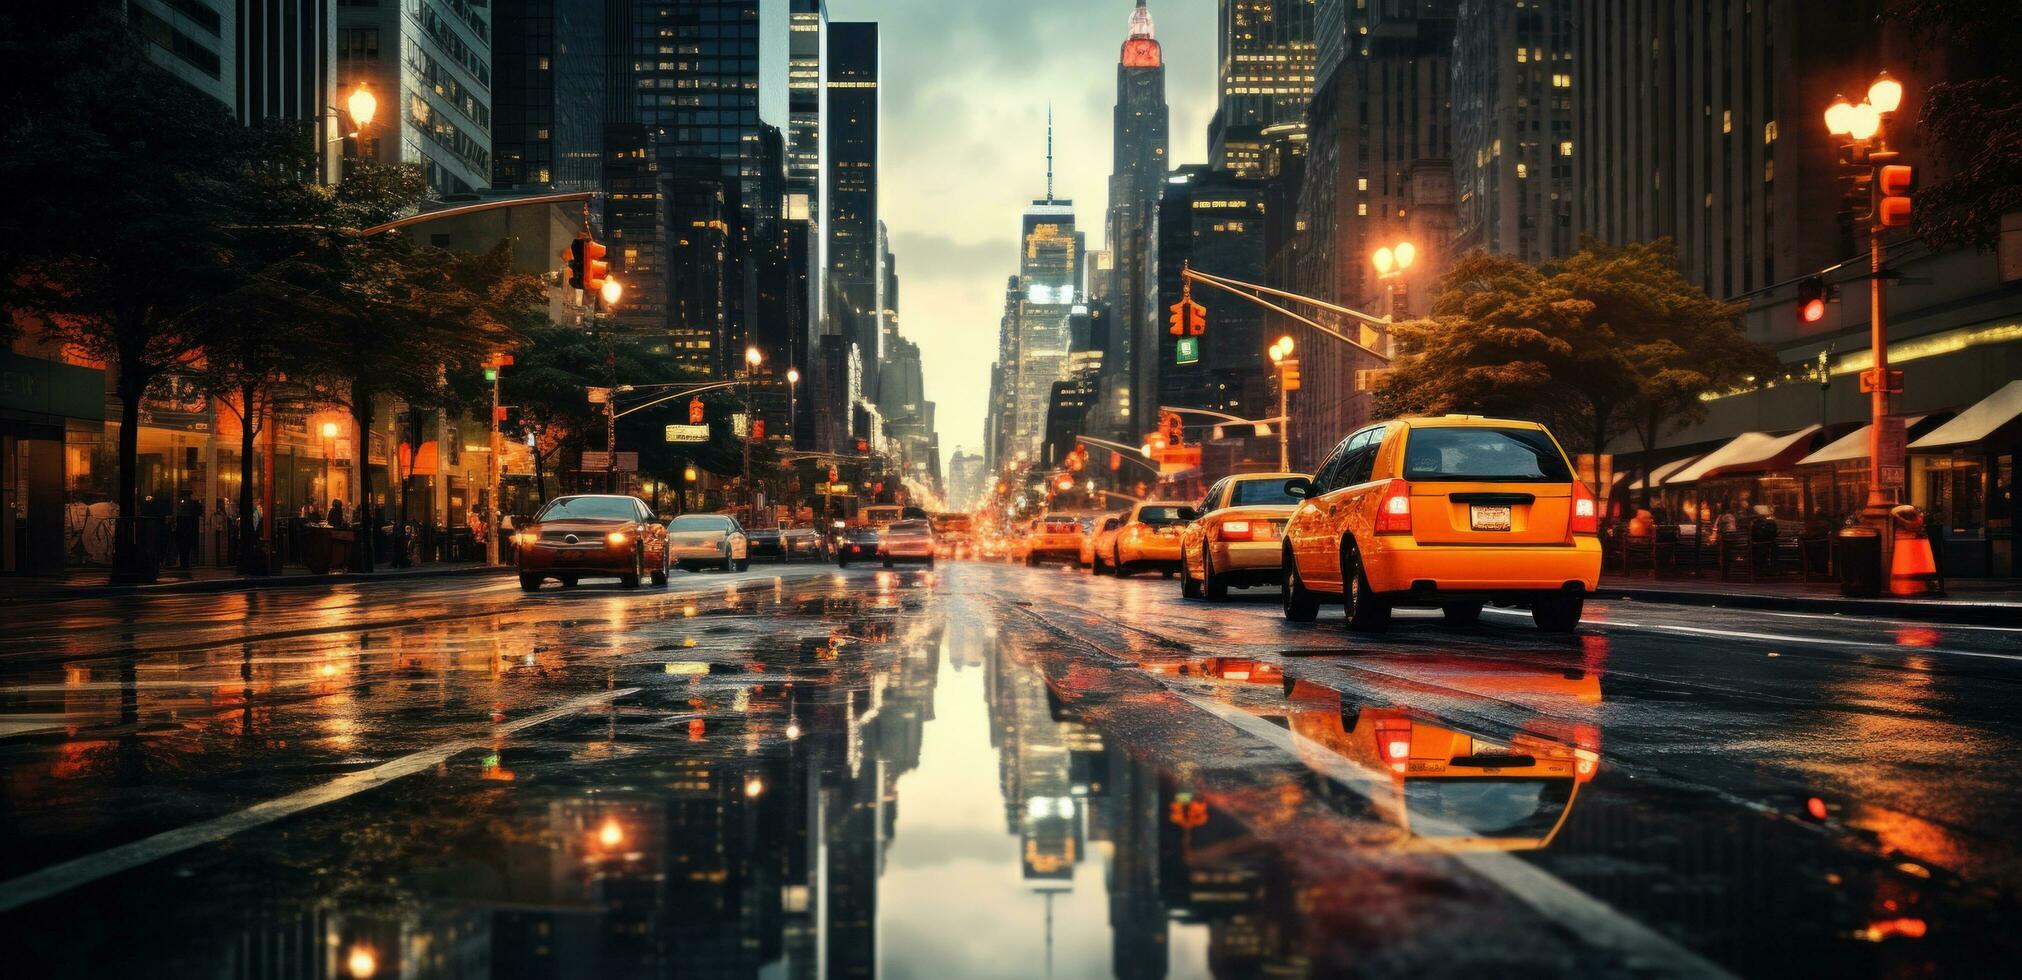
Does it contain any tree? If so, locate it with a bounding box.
[1,6,254,580]
[1378,240,1764,494]
[1889,0,2022,252]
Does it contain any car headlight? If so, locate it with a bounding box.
[607,531,629,546]
[516,531,538,546]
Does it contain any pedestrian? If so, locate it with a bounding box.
[175,493,201,570]
[328,498,347,529]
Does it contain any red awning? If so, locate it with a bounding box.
[1664,426,1823,485]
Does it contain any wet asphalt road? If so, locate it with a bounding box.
[2,561,2020,978]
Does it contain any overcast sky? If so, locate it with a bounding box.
[777,1,1221,462]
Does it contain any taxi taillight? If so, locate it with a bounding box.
[1374,480,1413,535]
[1372,718,1412,773]
[1571,481,1599,535]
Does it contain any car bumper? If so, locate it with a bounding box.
[670,545,729,562]
[1211,540,1284,572]
[520,544,631,575]
[1121,539,1182,564]
[1360,538,1602,595]
[881,543,934,559]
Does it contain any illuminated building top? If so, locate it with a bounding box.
[1122,1,1161,68]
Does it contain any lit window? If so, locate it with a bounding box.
[1357,177,1368,191]
[1517,49,1528,63]
[1516,163,1528,179]
[1559,140,1572,157]
[1764,120,1778,144]
[1722,109,1732,134]
[1357,202,1368,216]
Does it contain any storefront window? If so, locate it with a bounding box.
[1917,452,1986,535]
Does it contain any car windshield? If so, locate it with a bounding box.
[668,516,731,532]
[1401,427,1573,483]
[1230,479,1301,506]
[1402,778,1573,839]
[536,497,638,521]
[1135,506,1185,524]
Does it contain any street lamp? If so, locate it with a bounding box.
[319,421,340,513]
[599,276,623,308]
[743,346,763,520]
[1822,70,1913,578]
[786,367,800,449]
[346,83,377,132]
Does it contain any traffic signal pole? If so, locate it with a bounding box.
[490,365,502,565]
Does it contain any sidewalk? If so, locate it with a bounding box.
[0,561,514,606]
[1595,572,2022,624]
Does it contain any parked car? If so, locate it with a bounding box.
[1109,501,1191,577]
[1279,415,1601,632]
[1082,514,1123,570]
[666,513,751,572]
[880,519,935,567]
[516,494,670,591]
[1178,472,1309,600]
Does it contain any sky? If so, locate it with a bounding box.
[782,1,1221,464]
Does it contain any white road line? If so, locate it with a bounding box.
[0,687,640,914]
[1178,692,1734,980]
[1482,608,2022,663]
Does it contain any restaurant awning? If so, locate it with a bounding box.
[1630,454,1704,491]
[1910,380,2022,451]
[1796,416,1927,467]
[1664,425,1823,485]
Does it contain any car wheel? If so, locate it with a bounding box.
[1532,594,1584,633]
[1180,558,1202,599]
[721,550,734,573]
[1441,601,1483,625]
[519,574,541,593]
[737,558,750,572]
[1342,543,1392,633]
[621,547,644,588]
[1203,550,1229,602]
[559,575,579,588]
[1281,549,1318,623]
[1113,549,1132,578]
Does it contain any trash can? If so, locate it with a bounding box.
[300,523,334,574]
[1835,526,1883,598]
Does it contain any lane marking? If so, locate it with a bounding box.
[1177,692,1733,980]
[0,687,640,914]
[1481,608,2022,663]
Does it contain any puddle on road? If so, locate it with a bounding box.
[5,572,2011,978]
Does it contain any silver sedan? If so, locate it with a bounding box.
[666,514,751,572]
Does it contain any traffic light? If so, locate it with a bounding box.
[855,438,869,454]
[568,235,610,294]
[1186,298,1207,336]
[751,418,765,440]
[1168,299,1187,336]
[828,465,839,483]
[1877,164,1915,227]
[1796,276,1829,324]
[688,398,705,424]
[1280,358,1301,391]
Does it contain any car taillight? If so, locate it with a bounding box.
[1222,520,1250,537]
[1372,719,1412,773]
[1571,481,1599,535]
[1217,520,1277,541]
[1374,479,1413,534]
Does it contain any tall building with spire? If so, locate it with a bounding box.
[1105,1,1168,445]
[1004,114,1086,461]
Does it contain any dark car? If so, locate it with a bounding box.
[748,528,786,561]
[837,525,881,567]
[516,494,670,591]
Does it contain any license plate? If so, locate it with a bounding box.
[1470,505,1512,531]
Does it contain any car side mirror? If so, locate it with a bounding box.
[1283,477,1315,499]
[1177,507,1199,522]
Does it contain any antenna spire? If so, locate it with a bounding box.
[1045,104,1055,203]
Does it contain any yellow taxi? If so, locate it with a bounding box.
[1081,513,1123,569]
[1107,501,1190,577]
[1280,416,1601,632]
[1005,518,1038,564]
[1284,676,1599,852]
[1178,472,1308,601]
[1025,513,1089,566]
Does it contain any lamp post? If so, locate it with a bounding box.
[1268,335,1294,471]
[1823,70,1909,559]
[591,278,623,494]
[326,82,377,183]
[744,346,762,520]
[320,421,339,510]
[786,367,800,450]
[1371,240,1417,325]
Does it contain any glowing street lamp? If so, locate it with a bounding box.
[599,276,623,308]
[346,83,377,132]
[1867,71,1902,114]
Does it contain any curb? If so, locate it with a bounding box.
[1595,584,2021,625]
[0,564,516,606]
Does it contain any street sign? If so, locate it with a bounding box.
[1877,416,1907,489]
[732,412,750,438]
[1175,337,1199,365]
[580,451,638,472]
[664,423,710,443]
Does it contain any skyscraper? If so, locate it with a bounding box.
[1106,1,1168,445]
[1151,166,1275,467]
[338,0,495,194]
[787,0,827,204]
[491,0,605,192]
[827,22,880,374]
[1451,0,1575,262]
[1210,0,1318,177]
[1009,120,1086,463]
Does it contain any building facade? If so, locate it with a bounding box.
[1451,0,1575,262]
[826,22,880,372]
[1210,0,1317,177]
[490,0,605,192]
[338,0,495,194]
[1105,1,1169,448]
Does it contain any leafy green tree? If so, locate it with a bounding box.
[0,5,252,579]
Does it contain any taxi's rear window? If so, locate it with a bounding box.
[1401,427,1572,483]
[1135,506,1185,524]
[1230,480,1300,506]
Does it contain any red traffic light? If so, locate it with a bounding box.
[582,239,610,294]
[1187,300,1207,336]
[1168,300,1186,336]
[1801,298,1826,322]
[751,418,765,440]
[688,398,705,424]
[1877,165,1915,228]
[1796,276,1830,324]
